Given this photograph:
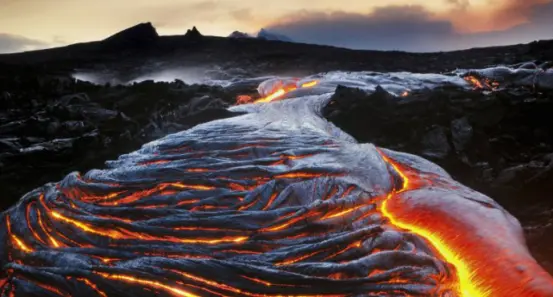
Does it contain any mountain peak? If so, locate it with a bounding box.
[103,22,159,47]
[185,26,203,40]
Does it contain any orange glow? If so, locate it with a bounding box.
[94,182,214,206]
[240,275,272,287]
[6,215,34,253]
[221,249,261,255]
[96,273,199,297]
[255,89,287,103]
[171,270,322,297]
[81,191,125,202]
[186,168,212,173]
[261,192,278,211]
[11,235,34,253]
[464,75,484,89]
[33,282,71,297]
[320,205,363,220]
[38,209,62,247]
[377,149,481,296]
[237,79,319,105]
[280,154,314,160]
[300,80,318,88]
[169,183,214,191]
[172,270,247,295]
[276,250,322,266]
[238,198,259,210]
[377,149,553,297]
[51,211,248,244]
[138,160,170,166]
[382,196,479,294]
[76,278,108,297]
[275,172,326,179]
[262,211,318,232]
[463,75,496,90]
[322,185,338,201]
[176,199,200,206]
[323,241,361,261]
[340,185,355,198]
[236,95,254,105]
[25,202,47,246]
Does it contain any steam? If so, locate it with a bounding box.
[72,66,232,86]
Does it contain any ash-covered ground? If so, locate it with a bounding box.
[0,24,552,275]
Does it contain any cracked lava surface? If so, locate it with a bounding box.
[0,77,552,297]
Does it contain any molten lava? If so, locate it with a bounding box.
[236,79,319,104]
[1,76,551,296]
[378,149,553,297]
[463,75,498,90]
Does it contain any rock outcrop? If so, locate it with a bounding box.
[184,26,203,40]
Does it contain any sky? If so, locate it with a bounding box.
[0,0,552,53]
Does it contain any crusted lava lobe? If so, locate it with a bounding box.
[0,86,552,296]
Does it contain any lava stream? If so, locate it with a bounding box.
[1,72,551,297]
[378,149,553,297]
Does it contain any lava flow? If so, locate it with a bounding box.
[378,149,553,297]
[236,78,319,104]
[0,75,551,297]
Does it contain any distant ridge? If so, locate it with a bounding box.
[103,22,159,48]
[0,21,550,75]
[257,28,293,42]
[228,31,251,38]
[227,29,294,42]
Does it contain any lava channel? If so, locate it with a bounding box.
[0,76,551,297]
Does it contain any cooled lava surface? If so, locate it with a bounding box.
[0,69,552,297]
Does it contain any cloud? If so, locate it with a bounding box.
[267,6,455,52]
[0,33,49,53]
[444,0,552,32]
[266,2,552,52]
[230,8,252,21]
[445,0,470,11]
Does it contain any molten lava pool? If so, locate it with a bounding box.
[0,74,552,297]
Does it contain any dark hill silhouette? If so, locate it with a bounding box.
[103,22,159,48]
[0,23,550,78]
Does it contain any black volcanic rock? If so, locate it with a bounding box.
[103,22,159,48]
[0,70,247,213]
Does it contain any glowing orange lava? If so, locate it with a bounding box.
[95,273,199,297]
[377,149,553,297]
[239,80,319,104]
[463,75,497,90]
[50,211,248,245]
[6,216,34,253]
[464,76,484,89]
[75,278,108,297]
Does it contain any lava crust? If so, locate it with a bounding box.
[0,76,552,297]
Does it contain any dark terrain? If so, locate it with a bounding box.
[0,23,552,272]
